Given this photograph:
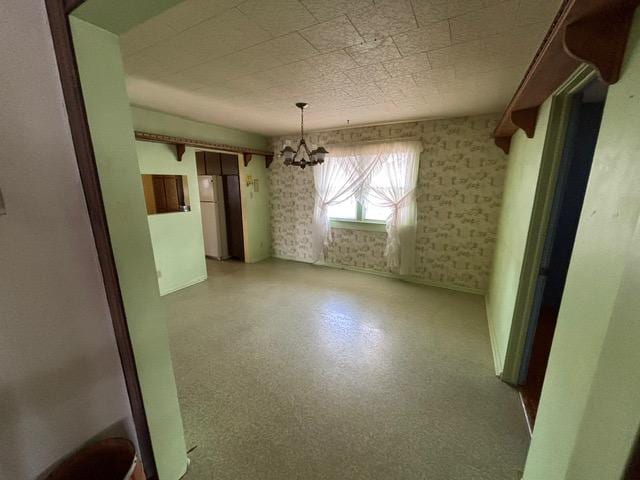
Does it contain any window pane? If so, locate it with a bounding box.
[328,196,357,220]
[363,202,393,222]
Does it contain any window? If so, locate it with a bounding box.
[141,174,191,214]
[328,198,393,222]
[313,140,421,270]
[327,160,395,223]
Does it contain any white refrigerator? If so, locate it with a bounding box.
[198,175,228,259]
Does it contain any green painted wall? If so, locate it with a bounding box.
[72,0,181,34]
[70,17,187,480]
[566,220,640,478]
[239,155,272,263]
[523,14,640,479]
[136,141,207,295]
[131,107,269,151]
[485,100,552,373]
[131,107,272,265]
[486,12,640,480]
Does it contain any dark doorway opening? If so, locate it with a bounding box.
[222,173,245,261]
[519,79,608,428]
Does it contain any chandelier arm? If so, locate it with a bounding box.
[283,102,327,168]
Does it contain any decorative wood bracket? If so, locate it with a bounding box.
[511,106,540,139]
[494,136,512,155]
[492,0,640,152]
[563,3,639,85]
[175,143,185,161]
[244,152,276,168]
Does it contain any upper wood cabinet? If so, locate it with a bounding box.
[196,152,205,175]
[196,151,238,176]
[196,151,222,175]
[220,153,239,175]
[206,152,222,175]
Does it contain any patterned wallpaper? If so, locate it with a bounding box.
[269,114,507,293]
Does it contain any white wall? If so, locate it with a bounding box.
[0,3,134,479]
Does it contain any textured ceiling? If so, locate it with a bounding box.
[120,0,561,136]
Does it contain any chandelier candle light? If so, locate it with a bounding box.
[280,102,328,169]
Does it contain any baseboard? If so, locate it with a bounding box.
[271,255,484,296]
[518,391,534,437]
[159,275,208,296]
[271,254,314,264]
[485,297,504,376]
[245,253,272,264]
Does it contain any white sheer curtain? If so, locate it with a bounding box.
[363,141,421,275]
[311,143,381,260]
[311,140,422,274]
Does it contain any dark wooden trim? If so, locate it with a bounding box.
[62,0,84,13]
[511,106,540,139]
[625,432,640,479]
[175,143,185,161]
[563,4,638,84]
[135,131,272,157]
[244,152,276,169]
[494,136,512,155]
[44,1,157,477]
[494,0,640,144]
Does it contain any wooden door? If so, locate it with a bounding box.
[222,175,244,261]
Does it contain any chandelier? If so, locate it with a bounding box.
[280,102,328,169]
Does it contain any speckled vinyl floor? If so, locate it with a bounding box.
[164,259,529,480]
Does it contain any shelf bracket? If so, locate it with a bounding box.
[563,3,639,85]
[511,106,540,139]
[175,143,185,161]
[494,136,512,155]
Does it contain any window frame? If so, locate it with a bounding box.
[329,200,387,232]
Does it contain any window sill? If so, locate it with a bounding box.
[330,219,386,232]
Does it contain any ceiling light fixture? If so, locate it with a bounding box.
[280,102,328,169]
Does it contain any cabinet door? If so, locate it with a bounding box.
[220,153,239,175]
[152,176,167,213]
[163,176,180,212]
[196,151,206,175]
[205,152,222,175]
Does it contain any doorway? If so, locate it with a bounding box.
[517,77,607,427]
[196,151,245,262]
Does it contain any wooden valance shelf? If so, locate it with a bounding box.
[134,131,274,167]
[493,0,640,154]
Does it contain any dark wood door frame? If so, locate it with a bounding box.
[45,1,157,478]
